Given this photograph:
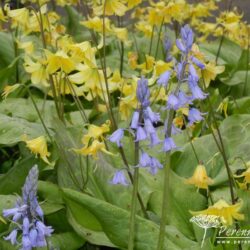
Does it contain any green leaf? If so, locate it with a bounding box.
[147,171,207,240]
[200,38,242,67]
[0,98,57,128]
[0,157,37,194]
[220,70,250,86]
[45,232,85,250]
[0,32,14,69]
[63,188,201,250]
[172,115,250,186]
[0,113,50,146]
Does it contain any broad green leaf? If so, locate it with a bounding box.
[0,114,49,145]
[200,38,242,67]
[0,98,56,128]
[0,32,15,69]
[66,205,115,247]
[63,188,201,250]
[44,232,85,250]
[147,170,207,240]
[220,71,250,86]
[0,157,37,194]
[172,115,250,187]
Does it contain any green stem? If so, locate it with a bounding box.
[155,18,165,59]
[128,167,139,250]
[243,30,250,96]
[156,113,173,250]
[148,25,155,56]
[157,58,187,250]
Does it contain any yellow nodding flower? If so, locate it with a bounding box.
[190,199,245,226]
[23,135,51,165]
[202,62,225,88]
[45,50,75,74]
[217,97,229,117]
[2,84,21,99]
[127,0,142,9]
[93,0,128,17]
[185,164,213,190]
[82,121,110,145]
[74,139,113,159]
[81,17,112,33]
[128,52,138,70]
[235,167,250,189]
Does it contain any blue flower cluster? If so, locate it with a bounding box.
[158,24,208,142]
[3,165,53,250]
[109,25,207,186]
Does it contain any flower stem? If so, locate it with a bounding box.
[156,111,174,250]
[128,167,139,250]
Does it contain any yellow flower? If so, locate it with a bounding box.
[82,121,110,145]
[185,164,213,190]
[153,60,172,77]
[17,40,34,54]
[137,55,155,73]
[202,62,225,88]
[45,50,75,74]
[81,17,112,33]
[128,52,138,70]
[2,84,21,99]
[136,22,153,38]
[23,135,51,165]
[235,167,250,186]
[217,97,229,117]
[7,7,29,29]
[104,0,128,16]
[111,27,128,42]
[24,56,48,87]
[127,0,141,9]
[119,80,137,120]
[74,139,112,159]
[93,0,128,16]
[190,199,245,226]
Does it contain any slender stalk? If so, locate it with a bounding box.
[148,25,155,56]
[243,29,250,96]
[157,58,187,250]
[128,167,139,250]
[156,112,173,250]
[215,30,224,64]
[201,75,235,204]
[155,19,165,59]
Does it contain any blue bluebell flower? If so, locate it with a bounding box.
[136,77,150,108]
[4,229,18,245]
[188,76,207,100]
[149,132,161,147]
[110,170,128,186]
[188,108,205,125]
[162,137,177,152]
[191,56,205,69]
[158,71,171,87]
[2,165,53,249]
[144,118,156,134]
[167,93,181,110]
[135,126,147,142]
[109,128,124,147]
[139,151,151,168]
[149,157,163,175]
[144,107,160,123]
[176,25,193,54]
[130,111,140,129]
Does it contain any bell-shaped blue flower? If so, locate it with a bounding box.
[109,128,124,147]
